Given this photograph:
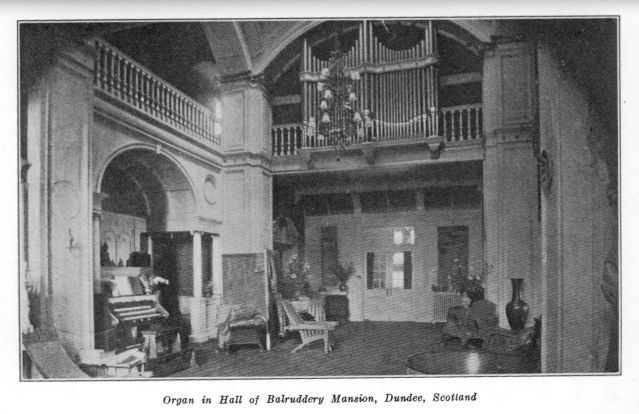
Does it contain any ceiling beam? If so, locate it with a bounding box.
[233,21,254,73]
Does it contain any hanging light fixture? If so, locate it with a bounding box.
[304,44,370,160]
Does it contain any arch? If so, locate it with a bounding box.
[95,143,196,196]
[256,19,496,75]
[96,144,198,233]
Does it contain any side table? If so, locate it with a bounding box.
[324,294,349,324]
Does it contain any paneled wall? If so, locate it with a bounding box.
[482,42,540,329]
[222,253,268,316]
[100,211,147,266]
[304,202,482,322]
[538,43,617,373]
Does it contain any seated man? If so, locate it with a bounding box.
[443,291,498,347]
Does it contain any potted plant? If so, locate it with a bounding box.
[281,254,311,299]
[460,262,492,303]
[330,263,354,292]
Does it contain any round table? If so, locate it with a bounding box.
[406,350,528,375]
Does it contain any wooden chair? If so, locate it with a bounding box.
[278,299,338,353]
[22,327,89,379]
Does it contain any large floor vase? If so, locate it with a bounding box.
[506,278,529,331]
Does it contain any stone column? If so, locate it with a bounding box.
[482,42,540,328]
[211,234,223,300]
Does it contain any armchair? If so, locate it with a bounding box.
[277,298,338,353]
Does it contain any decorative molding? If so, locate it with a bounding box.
[20,160,31,183]
[362,146,376,165]
[220,71,266,88]
[499,53,533,127]
[92,192,108,215]
[271,94,302,106]
[52,180,80,220]
[56,42,95,80]
[224,150,272,169]
[487,124,535,145]
[299,55,438,82]
[440,72,482,86]
[202,175,218,205]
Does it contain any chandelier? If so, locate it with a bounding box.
[304,48,372,160]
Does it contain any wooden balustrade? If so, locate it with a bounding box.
[94,39,221,151]
[271,104,482,157]
[439,104,483,142]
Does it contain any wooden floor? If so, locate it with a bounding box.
[171,321,447,377]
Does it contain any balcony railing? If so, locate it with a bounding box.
[272,104,482,157]
[94,39,221,151]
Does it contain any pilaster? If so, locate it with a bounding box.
[482,42,539,328]
[220,79,273,255]
[32,43,96,355]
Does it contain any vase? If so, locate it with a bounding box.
[506,278,529,331]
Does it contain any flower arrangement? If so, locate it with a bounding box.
[460,262,492,302]
[330,262,354,290]
[281,254,311,299]
[139,273,169,295]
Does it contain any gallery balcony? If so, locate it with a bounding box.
[271,103,483,173]
[93,39,221,154]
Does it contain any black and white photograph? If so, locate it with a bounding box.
[3,1,637,412]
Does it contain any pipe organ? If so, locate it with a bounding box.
[301,21,440,144]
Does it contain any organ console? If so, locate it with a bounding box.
[95,267,169,352]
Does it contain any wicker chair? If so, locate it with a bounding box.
[278,299,338,353]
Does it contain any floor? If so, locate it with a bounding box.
[171,321,448,377]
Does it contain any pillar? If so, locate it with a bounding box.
[92,214,101,291]
[219,77,273,255]
[189,230,206,343]
[211,234,223,299]
[482,42,540,328]
[26,42,96,355]
[146,234,153,265]
[92,192,107,293]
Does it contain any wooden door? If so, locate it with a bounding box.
[362,226,422,321]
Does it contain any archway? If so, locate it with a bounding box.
[94,148,198,352]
